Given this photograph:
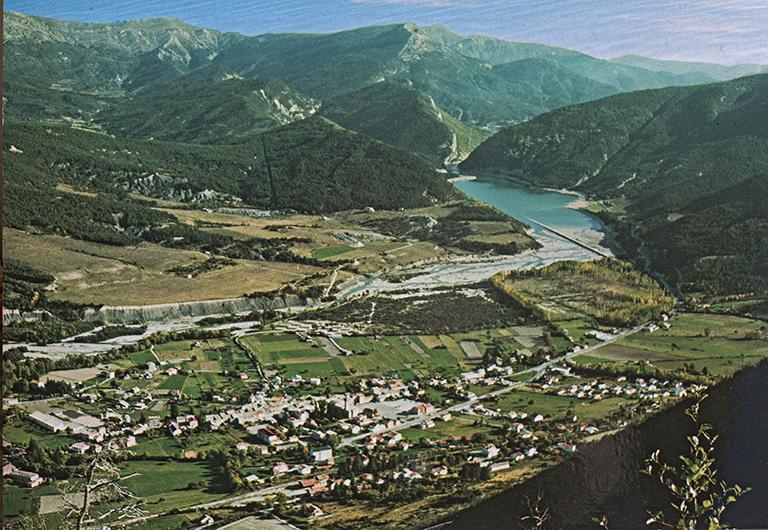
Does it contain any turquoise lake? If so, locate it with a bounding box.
[454,176,603,233]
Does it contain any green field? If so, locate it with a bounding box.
[118,460,225,513]
[494,389,630,422]
[4,485,32,518]
[131,430,244,458]
[239,330,528,383]
[157,374,186,390]
[314,245,354,259]
[401,414,497,442]
[4,424,78,450]
[130,350,158,364]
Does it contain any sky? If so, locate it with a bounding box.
[6,0,768,65]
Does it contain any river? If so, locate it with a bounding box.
[338,176,612,298]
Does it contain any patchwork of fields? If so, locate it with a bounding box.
[241,328,534,383]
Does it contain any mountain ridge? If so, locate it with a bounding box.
[7,12,758,131]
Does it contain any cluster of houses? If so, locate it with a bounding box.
[644,314,673,334]
[545,374,695,401]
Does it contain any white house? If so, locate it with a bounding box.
[311,446,334,463]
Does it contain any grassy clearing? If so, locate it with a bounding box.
[4,485,32,518]
[314,245,354,259]
[401,414,496,441]
[4,424,77,450]
[130,350,157,364]
[118,460,224,513]
[494,389,630,422]
[158,374,187,390]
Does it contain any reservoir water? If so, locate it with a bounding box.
[453,176,602,235]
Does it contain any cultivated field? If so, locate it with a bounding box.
[159,206,447,273]
[4,229,324,305]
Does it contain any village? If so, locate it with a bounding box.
[2,306,708,529]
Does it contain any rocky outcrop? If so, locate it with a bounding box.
[122,172,242,203]
[2,309,53,325]
[84,294,308,324]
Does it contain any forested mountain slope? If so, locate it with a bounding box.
[99,67,320,144]
[322,81,489,166]
[4,117,456,218]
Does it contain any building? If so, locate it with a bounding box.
[480,444,500,460]
[9,469,44,488]
[29,411,66,433]
[311,446,334,463]
[431,465,449,477]
[257,427,280,446]
[69,442,90,454]
[272,462,289,475]
[409,403,436,416]
[489,461,510,472]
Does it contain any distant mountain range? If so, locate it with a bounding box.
[461,74,768,296]
[5,11,763,137]
[611,55,767,81]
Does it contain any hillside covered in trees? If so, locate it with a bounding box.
[322,81,489,166]
[4,118,457,217]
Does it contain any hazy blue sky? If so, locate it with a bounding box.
[6,0,767,65]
